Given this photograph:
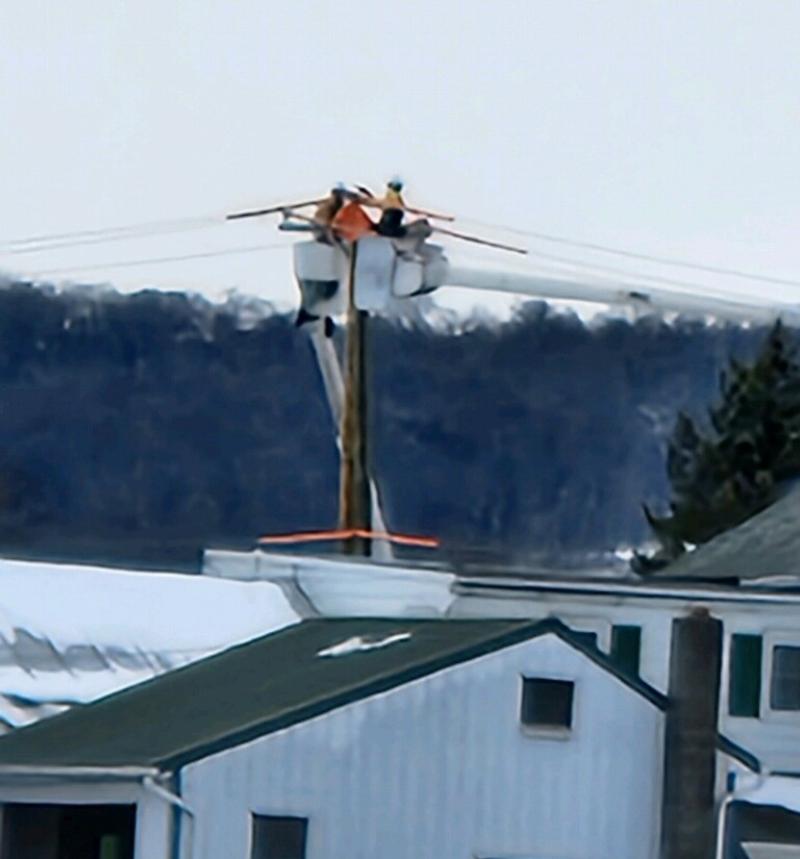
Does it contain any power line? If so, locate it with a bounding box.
[6,204,798,290]
[2,220,226,256]
[439,228,734,297]
[9,203,795,305]
[0,215,223,251]
[460,216,800,290]
[29,243,293,277]
[0,195,313,251]
[518,245,743,299]
[438,232,797,316]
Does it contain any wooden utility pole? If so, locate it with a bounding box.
[338,243,372,555]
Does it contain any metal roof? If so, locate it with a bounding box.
[0,616,757,773]
[657,488,800,582]
[0,617,662,770]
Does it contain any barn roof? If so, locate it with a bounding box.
[0,617,756,772]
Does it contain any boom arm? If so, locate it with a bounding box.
[442,264,800,326]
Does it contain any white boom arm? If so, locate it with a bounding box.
[442,264,800,327]
[291,235,800,326]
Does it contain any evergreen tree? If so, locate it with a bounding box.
[634,321,800,573]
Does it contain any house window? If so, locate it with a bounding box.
[521,677,574,730]
[729,634,762,717]
[611,625,642,678]
[251,815,308,859]
[771,645,800,711]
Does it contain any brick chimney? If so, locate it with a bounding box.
[660,606,723,859]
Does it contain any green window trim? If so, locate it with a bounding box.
[611,625,641,678]
[729,633,762,718]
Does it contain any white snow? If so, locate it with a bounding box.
[742,844,800,859]
[203,549,456,617]
[317,632,412,658]
[735,773,800,815]
[0,557,300,727]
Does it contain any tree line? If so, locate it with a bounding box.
[0,280,770,571]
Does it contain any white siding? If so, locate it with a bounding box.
[449,590,675,690]
[181,634,664,859]
[718,609,800,773]
[450,588,800,772]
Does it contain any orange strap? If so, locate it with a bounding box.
[258,528,438,549]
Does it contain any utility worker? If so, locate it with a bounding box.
[360,177,452,238]
[374,177,407,238]
[310,184,346,244]
[330,192,376,243]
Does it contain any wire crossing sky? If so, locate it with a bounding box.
[1,1,799,316]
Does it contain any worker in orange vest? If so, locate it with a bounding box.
[330,191,376,243]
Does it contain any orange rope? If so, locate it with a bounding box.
[257,528,439,549]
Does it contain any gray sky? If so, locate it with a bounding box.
[1,1,799,314]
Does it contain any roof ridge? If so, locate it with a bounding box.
[0,615,757,773]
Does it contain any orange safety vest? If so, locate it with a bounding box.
[331,202,375,242]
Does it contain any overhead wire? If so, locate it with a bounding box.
[2,220,226,256]
[517,245,748,300]
[0,194,323,252]
[4,201,797,311]
[435,227,721,298]
[437,235,627,293]
[0,215,227,255]
[29,243,294,278]
[458,215,800,291]
[439,219,800,311]
[433,232,800,325]
[20,219,721,304]
[2,200,796,288]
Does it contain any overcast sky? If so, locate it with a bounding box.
[1,1,799,314]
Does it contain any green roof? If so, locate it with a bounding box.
[0,616,755,772]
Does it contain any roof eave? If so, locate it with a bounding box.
[0,764,160,784]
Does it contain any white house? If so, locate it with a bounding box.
[203,535,800,776]
[0,616,755,859]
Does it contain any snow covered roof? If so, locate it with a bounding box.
[204,548,800,616]
[203,548,456,616]
[0,557,299,730]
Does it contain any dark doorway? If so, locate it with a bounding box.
[2,803,136,859]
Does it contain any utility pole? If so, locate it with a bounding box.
[338,244,372,556]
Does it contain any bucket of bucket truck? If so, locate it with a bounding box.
[352,236,448,309]
[293,241,348,317]
[352,236,397,311]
